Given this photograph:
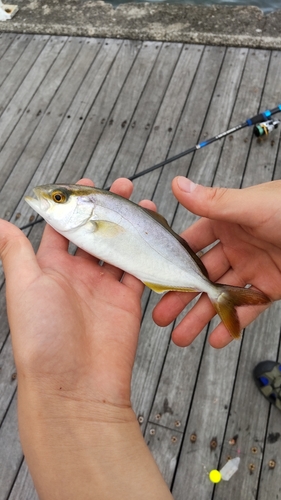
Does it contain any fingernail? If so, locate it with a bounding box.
[176,177,197,193]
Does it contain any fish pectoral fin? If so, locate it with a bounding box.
[144,282,197,294]
[89,220,124,237]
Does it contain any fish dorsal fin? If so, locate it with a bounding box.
[142,207,209,279]
[142,207,172,231]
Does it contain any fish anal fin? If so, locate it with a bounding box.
[144,281,197,294]
[90,220,124,238]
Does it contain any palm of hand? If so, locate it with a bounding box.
[153,217,281,348]
[15,236,142,406]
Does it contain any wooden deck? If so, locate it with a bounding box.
[0,32,281,499]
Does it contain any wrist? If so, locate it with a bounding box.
[17,381,173,500]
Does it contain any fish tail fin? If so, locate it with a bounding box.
[210,284,270,339]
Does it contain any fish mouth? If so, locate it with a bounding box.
[25,187,51,215]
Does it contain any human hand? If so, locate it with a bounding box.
[0,178,172,500]
[3,178,152,411]
[153,178,281,349]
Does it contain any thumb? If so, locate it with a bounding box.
[172,177,277,226]
[0,220,41,289]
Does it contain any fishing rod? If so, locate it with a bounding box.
[19,104,281,231]
[125,104,281,182]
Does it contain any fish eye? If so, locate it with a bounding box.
[51,190,67,203]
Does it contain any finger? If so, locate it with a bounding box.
[110,177,134,199]
[172,177,281,227]
[37,223,69,257]
[155,259,251,344]
[153,290,198,327]
[122,272,145,298]
[139,200,157,211]
[76,178,95,187]
[171,272,270,349]
[74,247,100,264]
[0,219,41,289]
[171,293,216,347]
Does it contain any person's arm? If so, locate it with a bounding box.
[153,177,281,348]
[1,178,173,500]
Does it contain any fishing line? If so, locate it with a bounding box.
[19,104,281,231]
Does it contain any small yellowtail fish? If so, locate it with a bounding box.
[25,184,270,339]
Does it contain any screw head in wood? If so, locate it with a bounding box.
[268,460,276,469]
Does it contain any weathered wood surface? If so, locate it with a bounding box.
[0,32,280,499]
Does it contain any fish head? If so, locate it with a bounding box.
[25,184,96,232]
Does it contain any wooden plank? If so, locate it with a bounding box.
[55,39,139,183]
[132,45,244,449]
[0,37,103,224]
[128,49,224,377]
[0,34,32,86]
[174,47,248,195]
[122,45,213,368]
[82,41,163,186]
[0,36,280,500]
[170,322,240,500]
[130,43,207,206]
[213,48,271,188]
[0,395,22,500]
[147,46,269,431]
[242,50,281,188]
[212,302,281,500]
[0,36,68,179]
[211,50,281,500]
[104,41,183,188]
[148,333,207,431]
[131,294,174,427]
[8,460,38,500]
[256,406,281,500]
[172,49,279,500]
[144,423,182,487]
[143,45,224,227]
[153,48,250,499]
[0,336,16,424]
[163,46,247,239]
[130,46,227,438]
[0,40,131,282]
[3,39,125,237]
[0,34,50,117]
[0,32,17,60]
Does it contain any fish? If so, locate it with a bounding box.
[25,184,270,339]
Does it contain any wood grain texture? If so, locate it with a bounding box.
[0,34,280,500]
